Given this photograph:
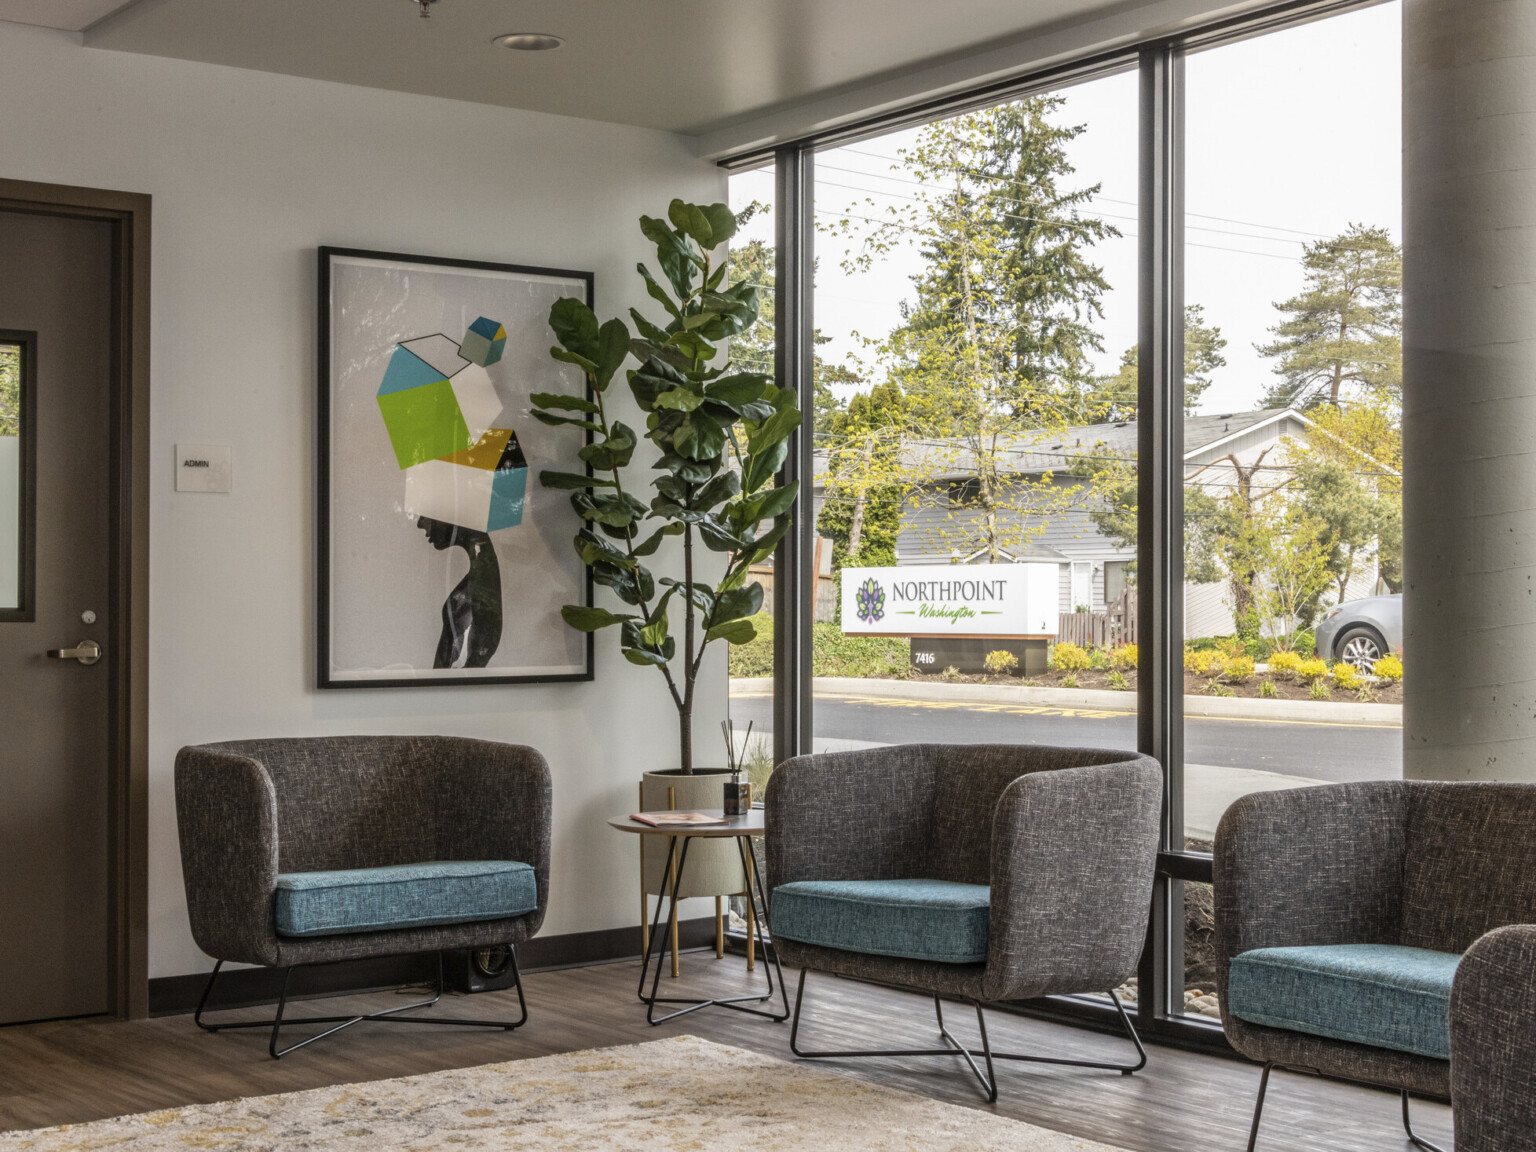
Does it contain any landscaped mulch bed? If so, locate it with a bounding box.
[891,666,1403,705]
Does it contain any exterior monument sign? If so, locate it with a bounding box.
[839,563,1058,637]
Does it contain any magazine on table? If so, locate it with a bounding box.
[629,811,730,827]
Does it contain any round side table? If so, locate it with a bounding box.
[608,809,789,1025]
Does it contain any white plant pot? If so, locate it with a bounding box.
[639,768,747,900]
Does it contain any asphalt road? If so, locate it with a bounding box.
[728,690,1402,783]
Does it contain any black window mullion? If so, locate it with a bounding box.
[1136,42,1187,1030]
[772,146,816,767]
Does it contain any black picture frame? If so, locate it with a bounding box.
[316,246,595,688]
[0,328,37,624]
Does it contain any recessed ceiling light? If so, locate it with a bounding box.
[495,32,564,51]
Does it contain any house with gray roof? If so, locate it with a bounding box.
[813,407,1391,638]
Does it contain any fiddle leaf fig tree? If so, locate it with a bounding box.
[531,200,800,772]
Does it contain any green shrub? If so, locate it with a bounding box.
[727,612,775,678]
[1110,644,1138,669]
[1088,646,1110,670]
[1049,642,1091,671]
[1268,650,1303,680]
[1225,655,1256,683]
[1373,654,1404,683]
[1061,672,1080,689]
[983,649,1019,676]
[940,665,962,681]
[1309,679,1331,700]
[1107,670,1129,691]
[1294,629,1317,656]
[1206,682,1236,697]
[1258,679,1278,699]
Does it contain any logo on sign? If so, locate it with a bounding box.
[856,578,886,624]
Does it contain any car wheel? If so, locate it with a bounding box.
[1336,626,1386,669]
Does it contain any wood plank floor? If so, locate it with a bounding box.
[0,954,1451,1151]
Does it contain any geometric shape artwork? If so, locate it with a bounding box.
[459,316,507,368]
[321,245,593,688]
[399,333,472,379]
[376,345,503,470]
[377,374,471,469]
[404,427,529,533]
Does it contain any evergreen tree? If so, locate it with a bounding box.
[1087,304,1228,420]
[829,97,1114,560]
[1258,224,1402,410]
[727,226,859,436]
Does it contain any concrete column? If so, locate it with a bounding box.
[1403,0,1536,781]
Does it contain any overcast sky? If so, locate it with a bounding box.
[729,0,1401,420]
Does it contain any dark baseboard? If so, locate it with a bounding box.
[148,917,717,1018]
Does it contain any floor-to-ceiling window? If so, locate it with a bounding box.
[726,0,1403,1048]
[1173,0,1403,1021]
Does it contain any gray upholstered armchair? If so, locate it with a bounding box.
[176,736,551,1057]
[1214,780,1536,1152]
[1451,924,1536,1152]
[765,743,1162,1101]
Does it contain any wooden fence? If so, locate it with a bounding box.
[1057,588,1137,648]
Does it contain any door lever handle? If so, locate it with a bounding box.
[47,639,101,665]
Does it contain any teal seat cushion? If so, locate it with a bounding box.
[771,879,990,965]
[1228,943,1461,1060]
[274,860,537,938]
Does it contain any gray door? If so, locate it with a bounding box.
[0,208,114,1024]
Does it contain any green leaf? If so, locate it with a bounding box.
[628,310,672,347]
[631,522,684,556]
[532,412,603,432]
[743,438,790,494]
[575,530,635,570]
[579,422,637,471]
[623,646,671,667]
[674,412,727,461]
[549,297,600,362]
[560,605,632,631]
[745,519,790,565]
[539,470,611,490]
[751,481,798,522]
[702,203,737,247]
[653,387,703,412]
[629,355,690,412]
[668,199,713,247]
[748,407,801,454]
[694,470,740,509]
[595,318,631,390]
[710,582,763,626]
[704,619,756,645]
[637,263,683,320]
[530,392,599,414]
[696,515,746,552]
[705,262,728,291]
[549,346,598,375]
[705,373,769,409]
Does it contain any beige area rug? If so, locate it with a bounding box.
[0,1034,1132,1151]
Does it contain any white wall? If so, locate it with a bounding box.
[0,22,728,978]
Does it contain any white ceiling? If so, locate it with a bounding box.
[54,0,1155,139]
[0,0,131,30]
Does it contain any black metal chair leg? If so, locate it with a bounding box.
[790,969,1145,1101]
[1402,1090,1450,1152]
[1246,1062,1273,1152]
[194,949,529,1058]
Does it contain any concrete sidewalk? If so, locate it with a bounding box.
[730,675,1401,726]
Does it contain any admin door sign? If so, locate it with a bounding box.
[839,563,1058,636]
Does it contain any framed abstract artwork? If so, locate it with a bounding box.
[318,246,594,688]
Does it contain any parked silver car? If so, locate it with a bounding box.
[1314,593,1402,667]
